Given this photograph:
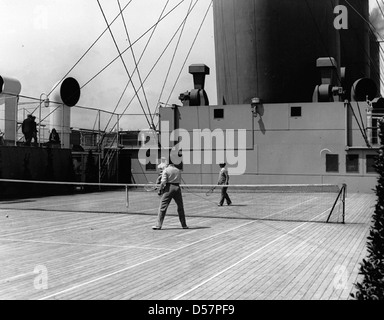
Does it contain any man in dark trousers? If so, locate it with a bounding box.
[30,116,38,145]
[217,162,232,206]
[152,162,188,230]
[22,114,37,146]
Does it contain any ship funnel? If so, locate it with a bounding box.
[0,75,22,144]
[351,78,377,102]
[49,77,80,149]
[50,77,80,107]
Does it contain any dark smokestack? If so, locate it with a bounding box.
[369,6,384,95]
[213,0,340,104]
[339,0,370,100]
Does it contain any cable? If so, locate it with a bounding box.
[101,1,171,139]
[345,0,384,42]
[347,1,384,87]
[304,0,342,85]
[356,100,370,145]
[376,0,384,18]
[338,1,371,137]
[47,0,135,97]
[117,0,154,128]
[79,0,187,148]
[80,0,186,91]
[340,0,384,143]
[336,0,384,93]
[157,0,195,110]
[97,0,152,128]
[324,0,379,146]
[165,0,213,107]
[347,101,372,147]
[120,16,196,119]
[103,1,202,134]
[371,2,384,91]
[93,1,192,184]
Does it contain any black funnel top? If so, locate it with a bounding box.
[60,77,81,107]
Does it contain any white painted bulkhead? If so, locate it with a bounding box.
[152,101,378,193]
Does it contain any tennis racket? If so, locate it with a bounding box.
[144,182,158,191]
[205,187,215,196]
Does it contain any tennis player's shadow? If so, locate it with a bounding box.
[163,226,211,230]
[222,204,247,207]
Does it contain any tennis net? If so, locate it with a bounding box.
[0,179,346,223]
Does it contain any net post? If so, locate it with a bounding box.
[342,183,346,224]
[125,185,129,209]
[326,184,344,223]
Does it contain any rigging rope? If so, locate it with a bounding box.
[97,0,187,140]
[117,0,154,127]
[376,0,384,18]
[345,0,384,42]
[157,0,195,110]
[76,0,188,161]
[154,0,212,129]
[97,0,152,128]
[80,0,186,91]
[164,0,213,108]
[341,0,384,145]
[347,101,372,147]
[304,0,342,85]
[88,0,201,186]
[47,0,134,98]
[101,0,171,136]
[336,0,371,142]
[344,0,384,88]
[104,1,203,134]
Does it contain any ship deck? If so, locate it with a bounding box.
[0,190,375,300]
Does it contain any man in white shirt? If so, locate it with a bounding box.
[152,163,188,230]
[155,157,168,185]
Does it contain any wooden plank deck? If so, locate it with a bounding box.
[0,189,376,300]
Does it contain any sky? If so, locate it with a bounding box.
[0,0,382,132]
[0,0,216,131]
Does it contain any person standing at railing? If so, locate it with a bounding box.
[48,128,60,146]
[0,129,4,145]
[152,162,188,230]
[31,116,38,145]
[22,114,38,146]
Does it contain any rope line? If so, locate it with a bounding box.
[47,0,134,97]
[165,0,213,107]
[97,0,152,128]
[100,0,171,140]
[80,0,186,91]
[157,0,195,110]
[117,0,154,128]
